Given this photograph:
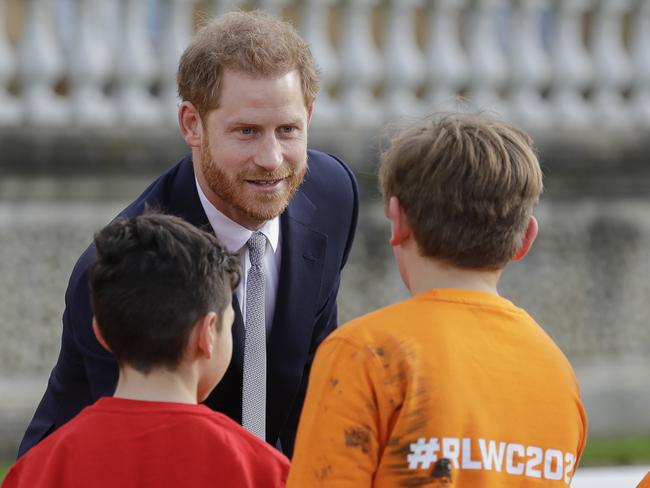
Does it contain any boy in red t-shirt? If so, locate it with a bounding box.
[3,213,289,488]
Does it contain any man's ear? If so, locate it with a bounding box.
[512,216,539,261]
[196,312,218,359]
[92,317,112,353]
[178,101,203,147]
[388,196,412,247]
[306,103,313,125]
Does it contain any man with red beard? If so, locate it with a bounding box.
[18,10,358,460]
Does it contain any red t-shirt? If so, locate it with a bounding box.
[4,397,289,488]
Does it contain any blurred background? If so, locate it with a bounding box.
[1,0,650,482]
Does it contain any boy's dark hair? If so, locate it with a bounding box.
[90,213,240,374]
[378,113,543,269]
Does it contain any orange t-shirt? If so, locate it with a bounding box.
[288,289,587,487]
[638,472,650,487]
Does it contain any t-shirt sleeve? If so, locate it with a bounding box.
[574,397,588,471]
[256,446,291,487]
[1,463,20,488]
[287,336,389,487]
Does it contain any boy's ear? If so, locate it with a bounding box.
[196,312,218,359]
[512,216,539,261]
[92,317,112,353]
[178,101,203,148]
[388,196,412,247]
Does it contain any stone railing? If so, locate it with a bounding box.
[0,0,649,131]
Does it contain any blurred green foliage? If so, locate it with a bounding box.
[581,435,650,467]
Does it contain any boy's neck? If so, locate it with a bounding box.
[113,365,199,404]
[403,248,502,296]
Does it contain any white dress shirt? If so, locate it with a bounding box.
[195,178,280,335]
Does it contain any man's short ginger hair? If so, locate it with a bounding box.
[177,10,320,116]
[378,113,543,269]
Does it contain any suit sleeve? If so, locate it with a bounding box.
[17,248,118,458]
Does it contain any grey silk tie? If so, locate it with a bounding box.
[242,231,267,439]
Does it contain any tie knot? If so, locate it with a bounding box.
[247,232,266,266]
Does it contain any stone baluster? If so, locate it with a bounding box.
[339,0,382,127]
[160,0,193,124]
[630,0,650,127]
[211,0,244,15]
[465,0,510,118]
[115,0,161,125]
[0,0,21,124]
[426,0,469,111]
[259,0,290,17]
[300,0,340,128]
[509,0,552,130]
[591,0,634,128]
[69,0,115,125]
[19,0,69,125]
[549,0,593,127]
[383,0,426,120]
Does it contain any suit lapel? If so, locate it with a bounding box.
[169,157,246,421]
[266,189,327,441]
[167,157,246,377]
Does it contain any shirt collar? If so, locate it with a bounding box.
[195,177,279,253]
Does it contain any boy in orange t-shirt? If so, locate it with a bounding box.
[3,214,289,488]
[288,114,587,487]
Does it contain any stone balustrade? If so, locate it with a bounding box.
[0,0,648,131]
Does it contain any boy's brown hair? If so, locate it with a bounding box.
[90,213,240,374]
[378,113,543,269]
[177,10,320,116]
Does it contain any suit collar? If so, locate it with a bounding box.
[194,175,280,253]
[166,155,211,231]
[165,157,248,385]
[285,186,316,226]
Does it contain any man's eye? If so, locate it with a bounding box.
[239,128,254,135]
[279,126,295,134]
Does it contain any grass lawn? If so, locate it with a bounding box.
[581,435,650,467]
[0,436,648,482]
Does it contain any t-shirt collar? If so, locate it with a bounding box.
[195,177,279,253]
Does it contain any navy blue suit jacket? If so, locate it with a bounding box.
[19,149,358,459]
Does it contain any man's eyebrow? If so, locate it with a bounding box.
[280,119,304,126]
[226,120,261,128]
[226,119,305,128]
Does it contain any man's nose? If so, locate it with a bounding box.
[255,134,283,171]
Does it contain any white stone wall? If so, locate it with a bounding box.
[1,0,650,130]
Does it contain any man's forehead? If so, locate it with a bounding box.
[218,68,302,91]
[209,103,307,125]
[208,73,308,122]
